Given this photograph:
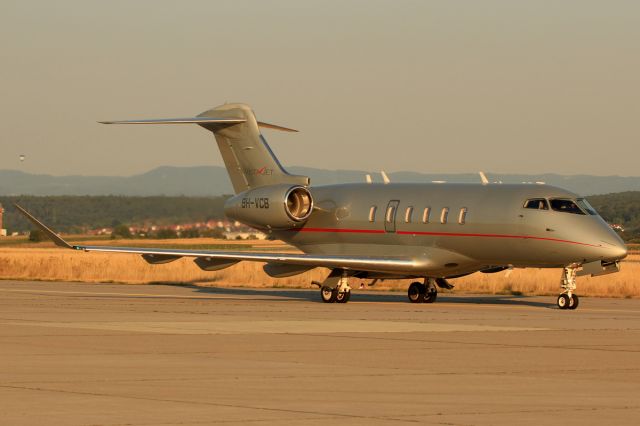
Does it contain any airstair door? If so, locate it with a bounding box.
[385,200,400,233]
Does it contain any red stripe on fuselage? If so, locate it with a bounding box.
[290,227,600,248]
[292,227,386,234]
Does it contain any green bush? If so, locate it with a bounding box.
[156,229,178,239]
[111,225,132,239]
[28,229,46,242]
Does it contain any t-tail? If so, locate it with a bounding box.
[100,103,309,193]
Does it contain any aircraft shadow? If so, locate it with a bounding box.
[153,283,556,309]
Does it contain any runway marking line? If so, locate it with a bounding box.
[0,319,549,335]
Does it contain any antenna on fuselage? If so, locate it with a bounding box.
[505,265,514,278]
[381,170,390,184]
[365,174,372,184]
[479,171,489,185]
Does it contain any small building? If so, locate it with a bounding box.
[0,203,6,237]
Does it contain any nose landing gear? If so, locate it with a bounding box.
[557,266,579,310]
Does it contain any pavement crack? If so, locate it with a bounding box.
[0,384,420,423]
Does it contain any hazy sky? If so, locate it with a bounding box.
[1,0,638,177]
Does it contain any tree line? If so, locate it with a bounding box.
[1,195,231,234]
[588,191,640,242]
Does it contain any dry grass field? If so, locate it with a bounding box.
[0,238,638,298]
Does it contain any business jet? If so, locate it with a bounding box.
[16,103,628,310]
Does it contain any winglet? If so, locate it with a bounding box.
[479,171,489,185]
[13,204,74,249]
[381,170,390,184]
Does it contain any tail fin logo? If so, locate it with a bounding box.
[244,167,273,176]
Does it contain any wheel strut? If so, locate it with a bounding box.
[558,265,580,310]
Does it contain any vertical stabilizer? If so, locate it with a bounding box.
[197,104,309,193]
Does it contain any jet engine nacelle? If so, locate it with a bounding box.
[224,184,313,230]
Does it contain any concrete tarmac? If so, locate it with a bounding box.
[1,281,639,425]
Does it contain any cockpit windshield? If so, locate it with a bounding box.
[576,198,598,216]
[523,198,549,210]
[549,199,586,215]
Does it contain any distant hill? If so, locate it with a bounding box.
[0,167,232,197]
[2,166,640,196]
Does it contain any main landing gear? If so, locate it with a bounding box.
[408,278,438,303]
[318,270,351,304]
[557,265,579,310]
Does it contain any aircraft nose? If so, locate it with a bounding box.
[598,222,628,261]
[611,242,628,260]
[601,240,628,261]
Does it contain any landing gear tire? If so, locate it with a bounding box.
[422,288,437,303]
[336,290,351,303]
[408,282,424,303]
[568,294,579,310]
[557,294,570,310]
[408,281,438,304]
[321,286,337,303]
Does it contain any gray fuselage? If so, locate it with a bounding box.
[270,182,627,278]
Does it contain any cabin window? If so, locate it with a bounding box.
[405,206,413,223]
[458,207,467,224]
[440,207,449,224]
[422,207,431,223]
[523,198,549,210]
[550,199,586,215]
[369,206,377,222]
[386,205,396,223]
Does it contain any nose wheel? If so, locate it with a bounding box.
[557,266,580,310]
[557,293,579,310]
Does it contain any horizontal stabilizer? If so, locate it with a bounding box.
[99,117,246,125]
[256,121,298,132]
[99,117,298,132]
[99,103,304,193]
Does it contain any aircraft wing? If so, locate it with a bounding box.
[14,205,416,273]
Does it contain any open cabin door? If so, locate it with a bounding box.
[385,200,400,233]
